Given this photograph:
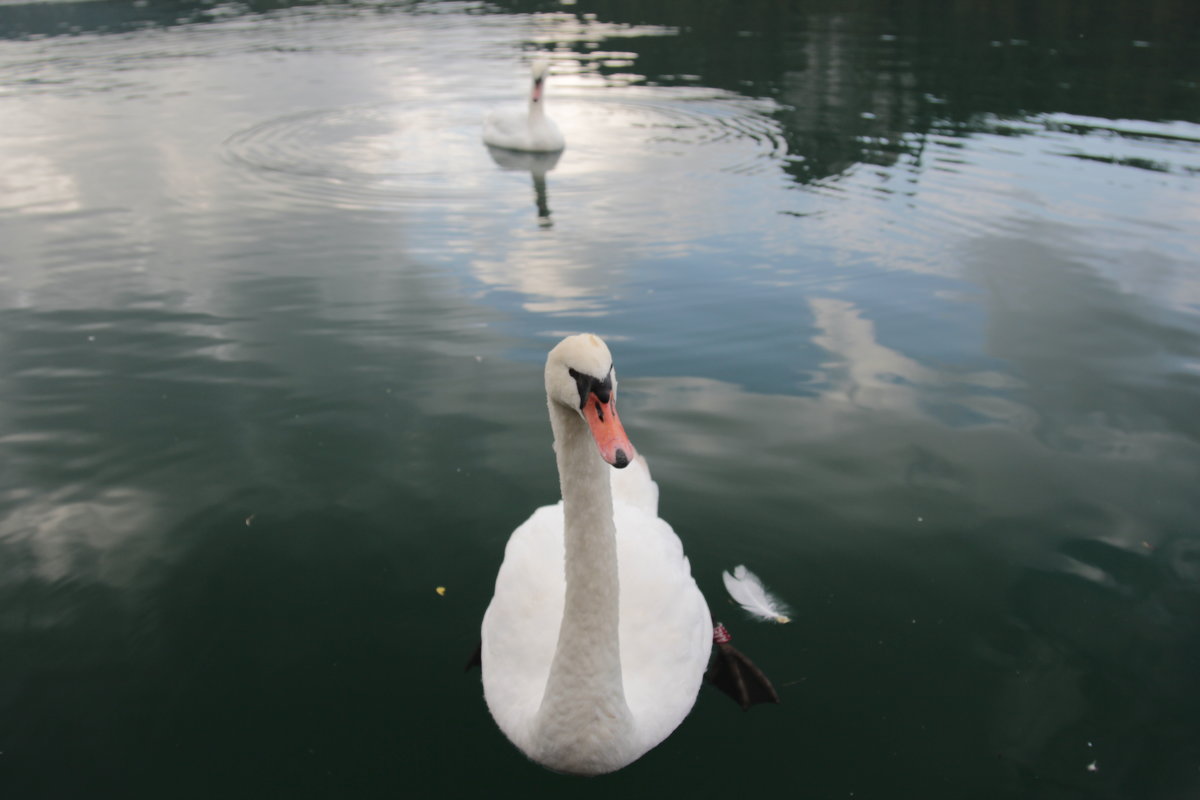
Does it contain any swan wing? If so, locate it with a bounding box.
[481,502,566,751]
[610,453,659,516]
[482,108,524,149]
[483,108,564,152]
[614,504,711,752]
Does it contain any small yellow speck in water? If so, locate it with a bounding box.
[436,586,446,596]
[774,615,791,624]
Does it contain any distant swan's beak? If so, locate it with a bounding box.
[531,78,543,103]
[582,394,633,469]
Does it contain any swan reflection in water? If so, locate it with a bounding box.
[485,145,562,228]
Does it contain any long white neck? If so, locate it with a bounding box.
[530,400,635,773]
[528,86,545,122]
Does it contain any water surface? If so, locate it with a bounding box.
[2,1,1199,797]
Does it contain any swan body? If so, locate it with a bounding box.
[483,59,565,153]
[481,334,711,775]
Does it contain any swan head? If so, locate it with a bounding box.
[530,58,550,104]
[545,334,633,469]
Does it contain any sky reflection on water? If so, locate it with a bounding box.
[2,1,1200,797]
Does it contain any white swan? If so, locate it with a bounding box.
[482,58,565,153]
[480,334,711,775]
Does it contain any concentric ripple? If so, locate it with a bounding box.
[224,100,496,211]
[560,90,788,178]
[223,89,788,212]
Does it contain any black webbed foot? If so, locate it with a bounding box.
[704,622,780,710]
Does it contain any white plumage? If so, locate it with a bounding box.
[482,58,565,153]
[481,334,711,776]
[722,565,791,624]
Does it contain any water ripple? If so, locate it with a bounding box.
[223,88,786,213]
[224,100,493,210]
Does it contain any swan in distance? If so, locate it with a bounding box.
[482,58,565,153]
[480,334,711,775]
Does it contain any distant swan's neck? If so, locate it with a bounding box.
[528,78,547,122]
[532,401,634,771]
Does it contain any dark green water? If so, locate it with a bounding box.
[2,1,1199,797]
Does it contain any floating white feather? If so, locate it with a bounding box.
[722,565,791,623]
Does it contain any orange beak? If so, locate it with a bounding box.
[581,392,633,469]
